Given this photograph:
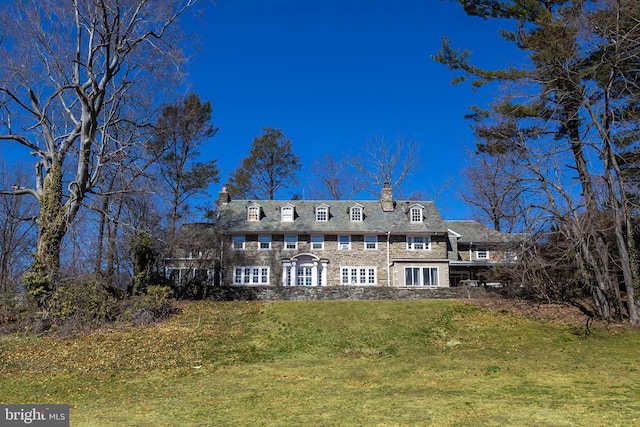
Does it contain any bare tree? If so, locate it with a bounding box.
[349,136,421,196]
[0,0,199,302]
[0,162,38,292]
[461,149,526,233]
[307,153,364,200]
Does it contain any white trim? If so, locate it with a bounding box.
[406,235,431,251]
[349,203,364,222]
[409,205,423,223]
[404,266,439,287]
[311,235,324,250]
[338,235,351,250]
[364,235,378,250]
[315,204,329,222]
[284,234,298,250]
[232,235,246,250]
[247,205,260,221]
[233,266,270,285]
[340,266,377,285]
[258,234,271,250]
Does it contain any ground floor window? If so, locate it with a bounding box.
[282,256,327,286]
[296,266,314,286]
[341,266,376,285]
[233,266,270,285]
[405,267,439,286]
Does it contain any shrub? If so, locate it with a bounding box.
[48,278,118,327]
[118,286,178,326]
[0,289,40,335]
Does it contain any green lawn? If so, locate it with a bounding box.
[1,299,639,426]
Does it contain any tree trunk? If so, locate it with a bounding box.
[31,161,67,295]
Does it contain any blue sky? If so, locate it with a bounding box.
[184,0,519,220]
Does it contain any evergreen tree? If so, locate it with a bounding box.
[228,127,301,200]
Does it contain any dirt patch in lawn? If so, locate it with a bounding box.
[464,295,597,326]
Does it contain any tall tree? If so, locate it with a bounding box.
[0,162,38,293]
[349,136,421,196]
[307,153,365,200]
[148,93,219,238]
[436,0,640,323]
[0,0,198,302]
[227,127,301,200]
[460,149,525,233]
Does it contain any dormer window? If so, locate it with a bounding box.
[281,204,295,222]
[247,205,260,221]
[350,204,364,222]
[315,204,329,221]
[410,206,423,223]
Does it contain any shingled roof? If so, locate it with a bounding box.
[216,199,448,235]
[445,220,512,243]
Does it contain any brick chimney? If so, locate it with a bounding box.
[380,182,394,212]
[218,186,231,205]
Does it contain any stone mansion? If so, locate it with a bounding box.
[164,186,517,289]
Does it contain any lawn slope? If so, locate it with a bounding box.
[1,299,639,426]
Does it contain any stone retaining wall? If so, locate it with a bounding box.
[208,285,489,301]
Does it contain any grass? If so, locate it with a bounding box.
[1,299,640,426]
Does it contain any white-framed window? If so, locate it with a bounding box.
[233,266,270,285]
[341,266,376,285]
[364,235,378,250]
[247,206,260,221]
[338,235,351,250]
[311,235,324,250]
[350,206,363,222]
[281,205,294,222]
[232,235,245,250]
[284,235,298,250]
[404,267,439,286]
[407,235,431,250]
[410,207,423,223]
[296,266,313,286]
[316,206,328,222]
[259,235,271,250]
[476,250,489,260]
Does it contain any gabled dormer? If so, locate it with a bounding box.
[246,203,262,221]
[407,203,425,223]
[280,203,295,222]
[315,203,329,222]
[349,203,364,222]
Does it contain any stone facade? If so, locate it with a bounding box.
[208,284,490,301]
[164,188,519,292]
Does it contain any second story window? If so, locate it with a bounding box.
[364,235,378,250]
[338,235,351,250]
[284,235,298,250]
[311,235,324,250]
[232,235,246,250]
[259,235,271,250]
[407,235,431,250]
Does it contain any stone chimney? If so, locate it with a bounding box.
[380,182,394,212]
[218,186,231,205]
